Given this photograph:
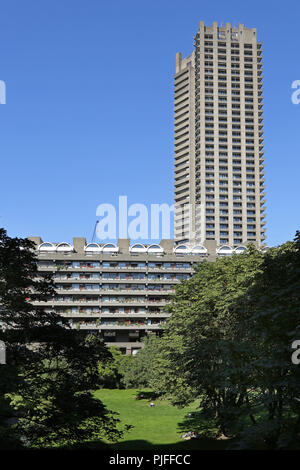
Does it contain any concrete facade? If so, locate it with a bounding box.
[174,21,266,249]
[29,237,215,355]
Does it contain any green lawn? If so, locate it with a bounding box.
[94,389,229,450]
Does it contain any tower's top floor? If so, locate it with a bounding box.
[176,21,262,73]
[196,21,259,42]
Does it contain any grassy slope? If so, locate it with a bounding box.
[94,389,228,450]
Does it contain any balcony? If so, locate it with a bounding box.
[69,323,165,330]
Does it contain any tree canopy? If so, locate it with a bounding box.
[0,228,125,448]
[150,233,300,449]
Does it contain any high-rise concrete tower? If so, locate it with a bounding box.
[174,21,266,249]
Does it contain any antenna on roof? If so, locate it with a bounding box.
[91,221,99,243]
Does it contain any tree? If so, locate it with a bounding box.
[0,228,125,448]
[151,234,300,448]
[121,336,161,389]
[98,346,133,389]
[151,247,264,429]
[233,233,300,449]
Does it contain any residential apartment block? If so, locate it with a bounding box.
[174,21,266,248]
[29,237,215,355]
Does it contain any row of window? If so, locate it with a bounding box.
[207,231,257,236]
[203,63,260,69]
[204,203,259,210]
[204,161,257,166]
[202,81,257,87]
[203,190,257,195]
[55,307,163,315]
[66,319,166,327]
[202,57,256,64]
[198,179,258,186]
[200,115,259,121]
[54,273,190,281]
[201,40,254,47]
[202,100,256,105]
[219,238,251,244]
[201,91,259,97]
[52,295,170,303]
[55,284,176,292]
[201,48,255,56]
[206,224,256,228]
[198,37,257,47]
[203,196,258,202]
[203,61,261,69]
[38,261,193,270]
[205,170,257,175]
[205,216,256,222]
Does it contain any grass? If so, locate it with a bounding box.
[93,388,230,450]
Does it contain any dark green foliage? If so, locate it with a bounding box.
[121,336,162,389]
[151,233,300,449]
[98,346,133,389]
[0,228,124,448]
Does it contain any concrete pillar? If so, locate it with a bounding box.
[73,237,86,253]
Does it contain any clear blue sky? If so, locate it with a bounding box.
[0,0,299,246]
